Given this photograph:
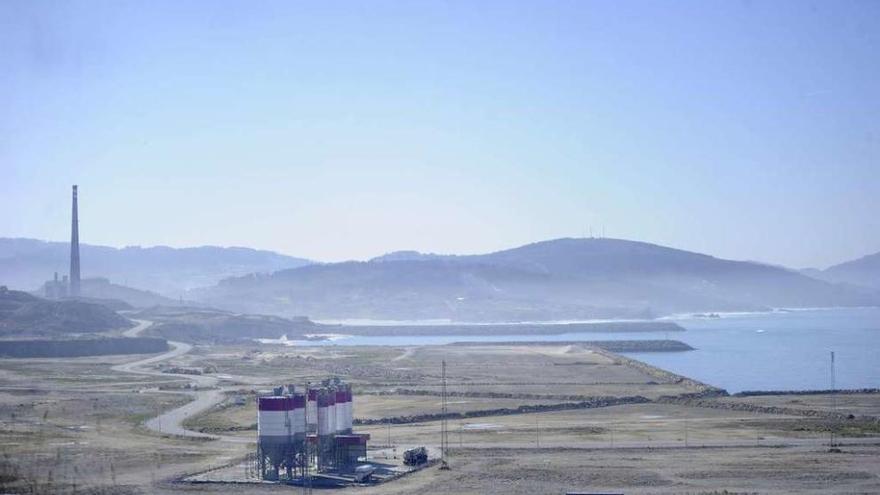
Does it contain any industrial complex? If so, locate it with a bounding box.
[43,185,81,299]
[257,379,369,483]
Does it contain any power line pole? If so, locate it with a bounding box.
[440,360,450,470]
[303,383,312,495]
[830,351,836,449]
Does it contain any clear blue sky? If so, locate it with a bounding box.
[1,0,878,268]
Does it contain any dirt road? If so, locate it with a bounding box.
[113,319,249,443]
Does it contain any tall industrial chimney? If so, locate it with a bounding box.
[69,185,81,297]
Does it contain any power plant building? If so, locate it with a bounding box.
[44,185,81,299]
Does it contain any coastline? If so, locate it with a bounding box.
[311,320,685,337]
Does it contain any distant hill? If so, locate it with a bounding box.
[0,238,312,296]
[810,252,880,290]
[191,238,878,321]
[133,306,318,344]
[0,289,133,337]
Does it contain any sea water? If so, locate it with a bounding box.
[277,307,880,393]
[631,307,880,393]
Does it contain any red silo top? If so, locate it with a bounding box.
[335,435,366,446]
[258,396,293,411]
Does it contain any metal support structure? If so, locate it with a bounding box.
[830,351,836,448]
[440,360,450,469]
[303,383,312,495]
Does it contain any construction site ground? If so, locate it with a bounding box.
[1,335,879,494]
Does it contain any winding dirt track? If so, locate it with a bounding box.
[113,319,250,443]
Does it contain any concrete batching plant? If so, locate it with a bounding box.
[257,378,367,482]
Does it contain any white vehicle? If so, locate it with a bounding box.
[353,464,376,483]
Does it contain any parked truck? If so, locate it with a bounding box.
[403,446,428,466]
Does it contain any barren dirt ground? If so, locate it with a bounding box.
[1,341,878,494]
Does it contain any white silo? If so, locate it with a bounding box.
[335,388,345,434]
[306,388,318,433]
[257,395,294,477]
[347,386,354,433]
[316,389,336,469]
[337,385,353,434]
[291,393,306,441]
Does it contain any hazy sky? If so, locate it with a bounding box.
[1,0,878,268]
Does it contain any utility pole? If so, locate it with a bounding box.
[830,351,836,449]
[440,360,450,470]
[303,382,312,495]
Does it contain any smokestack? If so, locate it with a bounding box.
[70,185,81,297]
